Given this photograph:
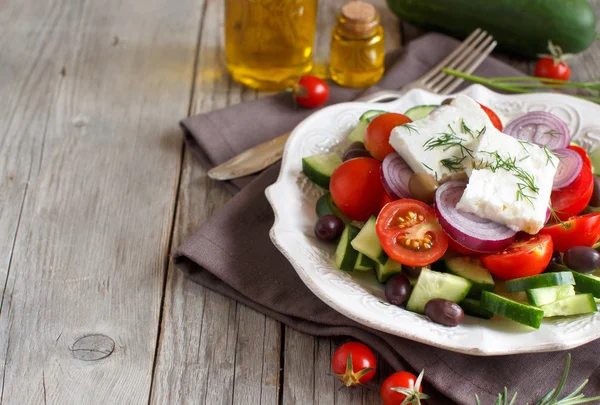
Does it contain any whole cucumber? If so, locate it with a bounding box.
[386,0,597,58]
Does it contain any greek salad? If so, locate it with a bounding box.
[303,94,600,329]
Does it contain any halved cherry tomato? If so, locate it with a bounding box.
[376,199,448,266]
[479,104,503,131]
[569,144,592,167]
[481,234,553,280]
[364,113,412,161]
[539,212,600,252]
[446,232,481,256]
[330,158,384,221]
[551,161,593,221]
[331,342,376,387]
[380,191,395,211]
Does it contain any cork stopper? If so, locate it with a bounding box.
[340,1,379,37]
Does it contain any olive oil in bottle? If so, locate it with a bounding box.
[225,0,318,91]
[330,1,385,88]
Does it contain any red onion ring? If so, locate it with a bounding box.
[504,112,570,150]
[381,152,413,199]
[552,148,583,190]
[434,181,517,253]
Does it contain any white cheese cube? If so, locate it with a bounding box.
[456,130,558,234]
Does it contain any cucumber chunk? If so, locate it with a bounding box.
[444,257,495,298]
[351,216,387,264]
[505,272,575,292]
[540,294,598,317]
[302,153,342,189]
[406,269,472,314]
[589,147,600,176]
[347,121,368,144]
[315,193,351,223]
[526,285,575,307]
[335,225,360,272]
[460,298,494,320]
[354,253,375,271]
[404,105,438,121]
[480,291,544,329]
[359,109,386,122]
[572,272,600,298]
[375,258,402,283]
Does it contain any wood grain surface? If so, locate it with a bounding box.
[0,0,599,404]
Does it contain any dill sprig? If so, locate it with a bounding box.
[518,140,532,162]
[440,155,467,172]
[423,133,474,158]
[422,162,434,172]
[544,145,558,167]
[476,126,487,139]
[401,123,419,135]
[461,119,475,137]
[545,129,562,138]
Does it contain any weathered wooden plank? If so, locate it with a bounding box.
[0,0,200,403]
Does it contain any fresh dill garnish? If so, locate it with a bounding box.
[549,204,572,229]
[460,119,474,137]
[401,123,419,135]
[518,140,531,162]
[423,133,474,158]
[447,124,456,135]
[544,129,562,138]
[440,155,467,172]
[544,145,558,167]
[476,126,487,139]
[422,162,434,172]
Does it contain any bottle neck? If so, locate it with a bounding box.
[336,14,379,39]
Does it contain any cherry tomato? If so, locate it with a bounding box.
[294,75,329,108]
[446,232,481,256]
[479,104,503,131]
[380,191,395,211]
[330,158,384,221]
[535,57,572,82]
[364,113,412,161]
[539,212,600,252]
[569,144,592,168]
[481,234,553,280]
[376,199,448,266]
[331,342,376,387]
[381,372,424,405]
[551,161,593,221]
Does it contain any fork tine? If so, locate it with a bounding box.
[417,28,482,83]
[432,34,496,93]
[438,39,497,95]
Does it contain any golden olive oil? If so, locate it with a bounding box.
[330,2,385,88]
[225,0,318,91]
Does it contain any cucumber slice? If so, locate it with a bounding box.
[540,294,598,317]
[354,253,375,271]
[302,153,342,189]
[589,147,600,176]
[359,109,386,122]
[572,272,600,298]
[444,257,495,298]
[315,193,351,223]
[375,258,402,283]
[480,291,544,329]
[335,225,360,272]
[404,105,438,121]
[406,269,472,314]
[351,216,387,264]
[505,272,575,292]
[460,298,494,320]
[347,121,368,144]
[526,285,575,307]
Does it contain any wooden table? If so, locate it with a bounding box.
[1,1,599,404]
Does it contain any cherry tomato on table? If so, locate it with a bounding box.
[376,199,448,267]
[535,57,572,82]
[381,371,426,405]
[481,234,553,280]
[539,212,600,252]
[479,104,503,131]
[330,158,384,221]
[331,342,376,387]
[551,158,594,221]
[364,113,412,161]
[294,75,329,108]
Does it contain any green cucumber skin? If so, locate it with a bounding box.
[335,226,361,272]
[481,291,544,329]
[505,272,575,293]
[316,194,334,217]
[460,298,493,320]
[386,0,597,58]
[572,272,600,298]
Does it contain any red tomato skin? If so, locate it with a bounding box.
[295,76,329,108]
[331,342,376,385]
[376,199,448,266]
[569,144,592,168]
[479,104,503,131]
[539,212,600,252]
[534,57,572,81]
[481,234,553,280]
[364,113,412,161]
[381,372,421,405]
[380,191,395,211]
[330,158,384,221]
[551,163,594,221]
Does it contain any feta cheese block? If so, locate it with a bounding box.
[456,130,558,234]
[389,94,492,182]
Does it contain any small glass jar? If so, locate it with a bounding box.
[225,0,318,91]
[329,1,385,88]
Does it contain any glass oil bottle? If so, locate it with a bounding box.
[330,1,385,88]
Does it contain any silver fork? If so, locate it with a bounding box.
[208,29,497,181]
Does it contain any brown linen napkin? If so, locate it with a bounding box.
[176,33,600,404]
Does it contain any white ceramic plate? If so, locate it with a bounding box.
[265,84,600,356]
